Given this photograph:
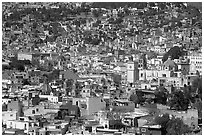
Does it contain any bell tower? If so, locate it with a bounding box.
[127,61,139,86]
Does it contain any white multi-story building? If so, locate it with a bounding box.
[187,51,202,75]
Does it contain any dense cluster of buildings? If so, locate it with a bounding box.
[2,2,202,135]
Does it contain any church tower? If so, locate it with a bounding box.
[127,61,139,86]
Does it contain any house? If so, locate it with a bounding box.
[139,69,172,81]
[111,99,135,112]
[187,51,202,75]
[3,129,26,135]
[5,117,39,134]
[161,56,178,71]
[39,92,59,103]
[7,100,24,116]
[59,102,81,120]
[2,110,18,125]
[17,52,33,61]
[139,124,162,135]
[2,98,12,105]
[10,71,29,89]
[81,85,92,98]
[23,104,58,117]
[174,57,190,74]
[184,74,199,86]
[72,97,106,116]
[158,77,185,88]
[140,82,158,90]
[28,70,41,85]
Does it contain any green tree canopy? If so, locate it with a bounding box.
[166,117,190,135]
[155,113,190,135]
[168,90,189,111]
[162,46,183,62]
[154,86,168,105]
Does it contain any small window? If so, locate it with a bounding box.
[162,74,166,77]
[141,128,146,132]
[10,114,13,117]
[24,124,27,130]
[71,111,75,115]
[105,124,108,128]
[36,108,39,112]
[32,110,35,114]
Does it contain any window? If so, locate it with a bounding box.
[71,111,75,115]
[141,128,146,132]
[24,124,27,130]
[141,73,143,77]
[191,116,194,120]
[20,118,24,121]
[36,108,39,112]
[10,114,13,117]
[32,110,35,114]
[162,74,166,77]
[105,124,108,128]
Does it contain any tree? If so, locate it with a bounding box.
[191,77,202,98]
[9,61,25,71]
[183,84,193,104]
[166,117,190,135]
[154,86,168,105]
[61,124,69,135]
[155,113,190,135]
[129,93,139,107]
[92,9,100,18]
[162,46,183,62]
[168,90,189,111]
[131,90,145,105]
[22,79,31,85]
[155,113,170,134]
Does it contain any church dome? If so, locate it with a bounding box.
[163,56,178,70]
